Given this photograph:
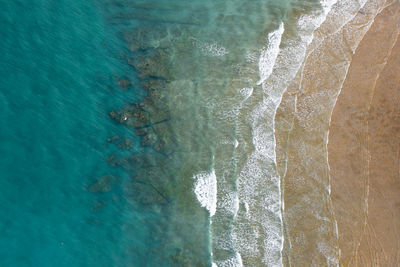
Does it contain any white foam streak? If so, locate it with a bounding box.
[193,170,217,217]
[234,139,239,149]
[233,0,340,265]
[257,23,284,85]
[240,87,253,102]
[213,252,243,267]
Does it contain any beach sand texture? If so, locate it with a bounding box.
[275,0,400,265]
[329,2,400,266]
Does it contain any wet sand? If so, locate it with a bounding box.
[274,0,399,265]
[328,2,400,266]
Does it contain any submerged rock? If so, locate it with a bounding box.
[88,175,121,193]
[108,26,186,157]
[118,138,134,149]
[117,78,132,89]
[109,105,151,127]
[107,135,134,149]
[128,48,172,79]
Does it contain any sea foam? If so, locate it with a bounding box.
[231,0,340,265]
[257,22,284,85]
[193,170,217,217]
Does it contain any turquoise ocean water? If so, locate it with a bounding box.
[0,0,328,266]
[0,1,162,266]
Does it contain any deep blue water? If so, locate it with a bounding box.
[0,0,167,266]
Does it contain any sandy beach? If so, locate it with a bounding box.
[275,0,400,265]
[329,2,400,265]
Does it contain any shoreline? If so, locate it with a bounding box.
[274,0,394,265]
